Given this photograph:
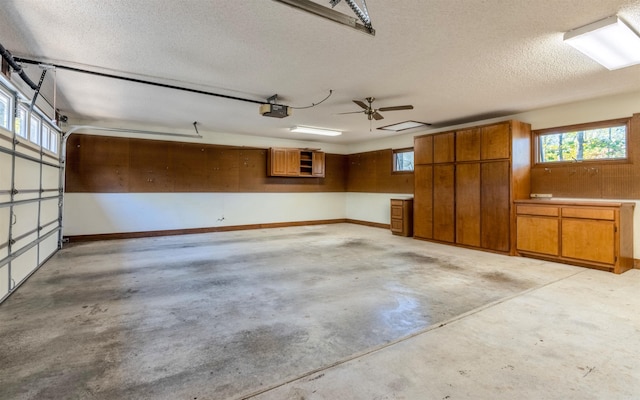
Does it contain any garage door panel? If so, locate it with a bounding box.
[11,202,39,238]
[11,247,38,285]
[0,208,8,258]
[0,265,8,301]
[14,144,40,159]
[40,198,60,222]
[39,234,58,264]
[42,165,60,190]
[0,152,11,190]
[14,157,41,191]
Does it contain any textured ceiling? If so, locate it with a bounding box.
[1,0,640,143]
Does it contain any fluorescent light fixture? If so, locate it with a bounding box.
[290,125,342,136]
[378,120,431,132]
[564,15,640,70]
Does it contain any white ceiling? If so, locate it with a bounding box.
[1,0,640,144]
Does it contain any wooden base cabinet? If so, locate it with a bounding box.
[391,198,413,237]
[516,200,635,274]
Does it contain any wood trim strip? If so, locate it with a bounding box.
[65,219,350,242]
[64,219,393,243]
[344,219,390,229]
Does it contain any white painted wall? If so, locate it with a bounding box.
[345,90,640,259]
[346,193,412,225]
[64,90,640,260]
[63,192,346,236]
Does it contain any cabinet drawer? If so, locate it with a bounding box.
[391,199,405,207]
[390,218,404,232]
[561,207,614,220]
[516,205,559,217]
[391,205,404,219]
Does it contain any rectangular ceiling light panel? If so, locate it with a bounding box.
[378,120,431,132]
[291,126,342,136]
[564,16,640,70]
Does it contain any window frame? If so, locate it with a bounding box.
[15,104,28,139]
[29,114,41,145]
[0,88,11,132]
[533,117,631,166]
[392,147,415,173]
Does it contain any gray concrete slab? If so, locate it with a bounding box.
[1,223,629,400]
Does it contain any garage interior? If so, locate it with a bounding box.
[1,1,640,399]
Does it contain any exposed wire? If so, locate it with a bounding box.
[289,89,333,110]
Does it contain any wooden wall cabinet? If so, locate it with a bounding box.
[413,120,531,254]
[391,198,413,237]
[268,148,325,177]
[516,200,634,274]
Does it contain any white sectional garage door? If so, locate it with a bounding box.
[0,78,62,304]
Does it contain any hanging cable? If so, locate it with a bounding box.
[289,89,333,110]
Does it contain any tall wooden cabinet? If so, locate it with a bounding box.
[413,120,531,254]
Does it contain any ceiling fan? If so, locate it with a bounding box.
[339,97,414,120]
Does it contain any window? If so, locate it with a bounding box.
[393,148,414,172]
[42,124,50,149]
[535,118,629,164]
[49,130,58,154]
[0,90,10,131]
[30,115,41,144]
[15,105,27,138]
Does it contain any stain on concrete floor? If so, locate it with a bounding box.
[0,224,575,400]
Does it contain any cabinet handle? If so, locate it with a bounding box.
[11,213,17,225]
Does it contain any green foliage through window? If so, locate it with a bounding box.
[538,123,627,163]
[393,149,414,172]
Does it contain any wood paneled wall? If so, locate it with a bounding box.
[530,113,640,199]
[66,135,414,194]
[346,149,414,193]
[65,135,347,193]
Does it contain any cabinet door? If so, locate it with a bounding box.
[286,149,300,175]
[456,163,481,247]
[481,123,510,160]
[433,132,455,164]
[414,165,433,239]
[561,219,616,265]
[433,164,455,242]
[414,135,433,165]
[456,128,481,161]
[481,161,510,252]
[516,216,559,256]
[312,152,325,177]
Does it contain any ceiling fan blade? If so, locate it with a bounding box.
[353,100,369,110]
[372,111,384,120]
[377,105,414,112]
[337,111,365,115]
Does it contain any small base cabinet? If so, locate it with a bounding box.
[515,200,635,274]
[391,198,413,237]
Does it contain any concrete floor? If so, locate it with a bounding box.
[0,223,639,399]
